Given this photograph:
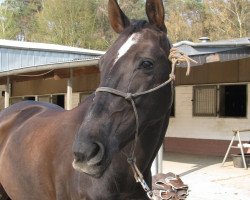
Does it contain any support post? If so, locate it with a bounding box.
[66,69,73,110]
[4,77,10,108]
[158,145,163,173]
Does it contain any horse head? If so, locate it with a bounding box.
[72,0,173,178]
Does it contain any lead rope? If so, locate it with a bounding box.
[95,48,197,199]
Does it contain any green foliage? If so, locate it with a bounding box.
[33,0,146,50]
[35,0,101,48]
[0,0,41,40]
[0,0,249,49]
[164,0,249,42]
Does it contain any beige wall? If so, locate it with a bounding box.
[167,84,250,141]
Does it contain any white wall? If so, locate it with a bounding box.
[167,84,250,141]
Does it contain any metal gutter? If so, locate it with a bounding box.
[0,39,106,55]
[0,58,99,77]
[174,40,250,48]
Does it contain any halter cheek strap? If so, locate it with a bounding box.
[95,48,196,199]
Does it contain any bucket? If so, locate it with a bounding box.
[231,154,250,168]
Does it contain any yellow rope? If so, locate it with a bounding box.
[168,48,198,79]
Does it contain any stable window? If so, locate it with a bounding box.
[219,84,247,117]
[193,85,217,116]
[52,95,65,108]
[38,95,51,103]
[23,96,35,101]
[10,97,23,105]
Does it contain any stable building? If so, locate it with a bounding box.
[0,38,250,157]
[165,37,250,156]
[0,39,104,110]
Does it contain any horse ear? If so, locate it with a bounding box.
[108,0,130,33]
[146,0,167,33]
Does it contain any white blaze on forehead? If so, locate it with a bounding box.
[114,33,141,65]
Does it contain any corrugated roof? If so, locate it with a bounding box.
[0,39,105,74]
[174,37,250,66]
[0,39,105,55]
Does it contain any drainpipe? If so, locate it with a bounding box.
[4,76,10,108]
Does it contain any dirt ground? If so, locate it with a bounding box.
[162,152,250,200]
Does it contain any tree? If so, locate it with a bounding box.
[204,0,249,40]
[0,0,42,40]
[33,0,146,50]
[164,0,249,43]
[0,3,16,39]
[0,0,248,48]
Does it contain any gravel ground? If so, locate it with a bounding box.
[162,153,250,200]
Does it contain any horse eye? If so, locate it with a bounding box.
[139,60,154,70]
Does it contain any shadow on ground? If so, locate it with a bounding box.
[163,152,224,176]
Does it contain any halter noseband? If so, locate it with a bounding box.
[95,48,196,199]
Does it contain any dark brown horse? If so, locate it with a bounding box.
[0,0,173,199]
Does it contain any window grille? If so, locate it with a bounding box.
[193,85,217,116]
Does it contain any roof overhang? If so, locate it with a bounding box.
[0,59,100,85]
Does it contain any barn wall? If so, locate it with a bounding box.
[12,79,67,96]
[165,83,250,155]
[11,73,99,97]
[167,84,250,140]
[71,93,80,108]
[73,73,100,92]
[175,57,250,85]
[239,58,250,82]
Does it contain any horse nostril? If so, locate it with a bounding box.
[73,142,105,166]
[88,142,100,161]
[87,142,105,166]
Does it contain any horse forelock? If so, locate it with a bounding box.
[107,20,168,72]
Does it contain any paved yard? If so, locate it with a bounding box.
[162,153,250,200]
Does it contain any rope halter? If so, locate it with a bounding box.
[95,48,197,199]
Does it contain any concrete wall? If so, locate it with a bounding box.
[167,83,250,141]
